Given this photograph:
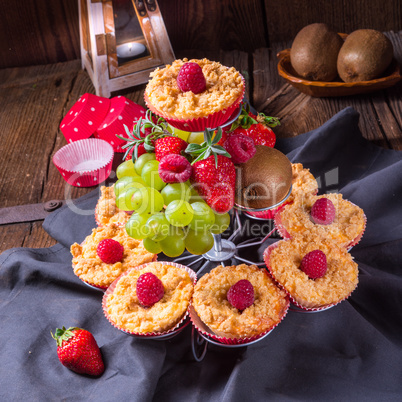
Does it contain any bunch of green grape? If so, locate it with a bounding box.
[115,154,230,257]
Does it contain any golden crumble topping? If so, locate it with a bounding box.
[145,58,244,119]
[95,185,130,227]
[288,163,318,203]
[105,262,194,334]
[71,223,155,288]
[192,264,288,339]
[278,193,366,247]
[267,235,359,309]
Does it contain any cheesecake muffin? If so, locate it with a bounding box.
[71,223,155,289]
[95,185,130,227]
[275,193,366,248]
[103,261,195,335]
[191,264,289,341]
[264,234,359,310]
[144,58,245,131]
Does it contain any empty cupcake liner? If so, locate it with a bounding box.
[263,241,356,312]
[59,93,111,143]
[95,96,146,152]
[53,138,114,187]
[189,294,289,346]
[102,261,197,338]
[144,76,245,132]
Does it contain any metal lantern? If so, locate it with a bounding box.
[79,0,175,97]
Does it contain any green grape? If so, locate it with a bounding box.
[115,187,138,211]
[210,212,231,234]
[143,237,162,254]
[165,200,194,227]
[116,159,139,179]
[114,176,146,198]
[187,131,205,145]
[145,212,170,241]
[188,183,204,203]
[131,187,164,214]
[184,229,214,255]
[161,182,191,205]
[159,229,186,257]
[125,212,152,240]
[134,153,156,175]
[189,201,215,231]
[141,160,166,191]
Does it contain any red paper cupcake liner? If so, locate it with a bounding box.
[102,261,197,338]
[189,274,290,346]
[144,76,245,132]
[263,241,356,312]
[95,96,146,152]
[59,93,111,143]
[52,138,114,187]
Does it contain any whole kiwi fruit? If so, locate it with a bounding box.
[290,23,344,81]
[337,29,394,82]
[235,146,292,210]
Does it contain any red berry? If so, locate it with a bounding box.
[51,327,104,376]
[223,133,256,164]
[158,154,192,183]
[155,136,187,161]
[125,143,147,161]
[300,250,327,279]
[136,272,164,307]
[246,123,276,148]
[177,62,206,94]
[96,239,124,264]
[310,198,336,225]
[227,279,255,310]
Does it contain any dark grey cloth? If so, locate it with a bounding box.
[1,107,401,401]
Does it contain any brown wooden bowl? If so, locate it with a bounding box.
[277,34,401,97]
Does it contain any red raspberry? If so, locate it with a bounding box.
[227,279,255,311]
[158,154,192,183]
[177,62,206,94]
[223,133,256,164]
[310,197,336,225]
[136,272,164,307]
[300,250,327,279]
[96,239,124,264]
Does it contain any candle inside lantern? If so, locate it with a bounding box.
[116,41,148,62]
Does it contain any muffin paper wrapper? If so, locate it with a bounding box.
[102,261,197,338]
[189,277,290,345]
[95,96,146,153]
[274,201,367,249]
[59,93,111,143]
[263,241,357,312]
[144,76,245,132]
[53,138,114,187]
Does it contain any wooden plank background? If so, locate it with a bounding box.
[0,0,401,69]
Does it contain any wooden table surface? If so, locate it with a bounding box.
[0,32,401,253]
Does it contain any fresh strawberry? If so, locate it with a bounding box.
[310,197,336,225]
[117,110,187,162]
[136,272,164,307]
[226,103,280,148]
[125,143,146,161]
[154,136,187,161]
[51,326,104,376]
[300,250,327,279]
[187,128,236,213]
[97,238,124,264]
[227,279,255,310]
[177,62,206,94]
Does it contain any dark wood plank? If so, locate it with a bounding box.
[264,0,402,42]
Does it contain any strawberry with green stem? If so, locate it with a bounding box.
[116,110,187,161]
[51,326,105,376]
[186,128,236,213]
[225,103,280,148]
